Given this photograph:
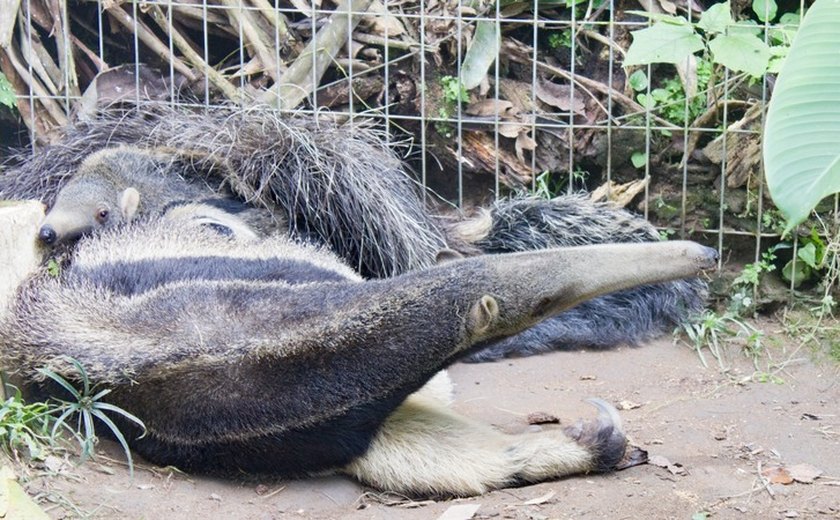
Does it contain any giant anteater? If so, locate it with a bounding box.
[0,104,707,361]
[0,201,717,496]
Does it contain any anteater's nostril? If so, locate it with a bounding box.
[38,226,57,245]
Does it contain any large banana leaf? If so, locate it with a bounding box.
[763,0,840,233]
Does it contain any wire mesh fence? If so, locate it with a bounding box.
[0,0,815,275]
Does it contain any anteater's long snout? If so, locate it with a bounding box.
[690,243,720,270]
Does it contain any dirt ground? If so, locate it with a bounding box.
[17,334,840,520]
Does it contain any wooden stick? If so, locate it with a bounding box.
[107,5,197,82]
[3,43,68,126]
[249,0,293,45]
[260,0,374,110]
[218,0,280,82]
[148,5,243,103]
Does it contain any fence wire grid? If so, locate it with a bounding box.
[0,0,818,278]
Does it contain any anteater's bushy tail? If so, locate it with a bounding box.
[1,105,446,279]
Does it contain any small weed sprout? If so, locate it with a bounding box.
[0,387,59,462]
[680,311,765,370]
[38,357,146,477]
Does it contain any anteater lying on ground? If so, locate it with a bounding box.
[0,199,717,496]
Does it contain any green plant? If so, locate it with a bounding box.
[46,259,61,277]
[729,250,776,315]
[680,310,763,369]
[38,358,146,476]
[548,29,573,49]
[763,0,840,232]
[440,76,468,105]
[775,228,827,287]
[434,76,469,138]
[631,60,712,126]
[0,388,58,461]
[0,72,15,110]
[533,168,588,199]
[624,1,788,78]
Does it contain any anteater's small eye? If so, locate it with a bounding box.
[96,208,110,223]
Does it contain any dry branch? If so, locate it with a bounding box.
[260,0,375,110]
[107,5,196,82]
[147,5,243,103]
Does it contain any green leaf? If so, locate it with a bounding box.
[698,1,733,35]
[764,0,840,232]
[636,93,655,110]
[631,151,648,168]
[779,12,801,25]
[782,259,811,286]
[798,242,818,268]
[624,19,704,66]
[628,69,648,91]
[36,368,81,401]
[752,0,778,22]
[460,21,500,90]
[0,73,15,109]
[708,33,771,77]
[729,20,762,37]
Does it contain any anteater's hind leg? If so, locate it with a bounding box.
[343,395,624,497]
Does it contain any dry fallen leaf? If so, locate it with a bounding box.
[515,132,537,162]
[535,80,586,115]
[648,454,686,475]
[617,400,642,411]
[436,504,481,520]
[521,490,556,505]
[787,463,823,484]
[648,455,672,468]
[762,465,794,485]
[500,123,527,139]
[465,99,517,118]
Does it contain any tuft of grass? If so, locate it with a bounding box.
[37,357,146,477]
[679,310,764,370]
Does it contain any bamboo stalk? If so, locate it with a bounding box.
[18,33,60,94]
[52,0,80,97]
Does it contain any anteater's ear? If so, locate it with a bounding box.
[120,187,141,221]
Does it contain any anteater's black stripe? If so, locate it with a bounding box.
[69,256,352,295]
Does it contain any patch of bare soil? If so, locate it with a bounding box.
[18,337,840,519]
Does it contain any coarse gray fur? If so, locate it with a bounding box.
[0,202,719,496]
[1,104,447,279]
[0,103,707,360]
